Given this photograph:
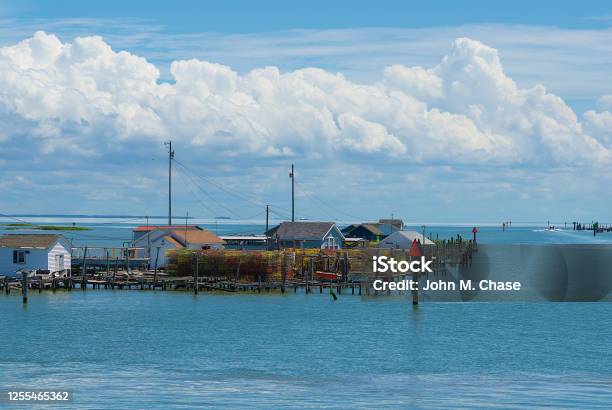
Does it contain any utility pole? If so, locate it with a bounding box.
[185,212,189,248]
[265,204,270,250]
[289,164,295,222]
[164,140,174,225]
[146,215,151,268]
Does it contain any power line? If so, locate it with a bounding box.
[175,164,289,221]
[173,159,293,220]
[176,170,226,217]
[240,209,267,220]
[293,179,364,221]
[173,163,243,218]
[174,159,265,207]
[268,208,291,220]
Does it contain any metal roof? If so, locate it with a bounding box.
[271,222,342,240]
[379,230,435,246]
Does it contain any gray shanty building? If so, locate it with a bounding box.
[267,221,345,249]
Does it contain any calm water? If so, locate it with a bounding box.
[1,217,612,408]
[1,292,611,408]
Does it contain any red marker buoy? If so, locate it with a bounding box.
[408,239,423,258]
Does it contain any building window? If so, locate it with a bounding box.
[324,236,337,249]
[13,250,26,264]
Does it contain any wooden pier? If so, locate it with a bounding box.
[0,271,366,295]
[573,222,612,235]
[2,242,477,306]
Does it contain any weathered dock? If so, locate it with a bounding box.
[3,241,477,307]
[572,222,612,234]
[71,246,149,272]
[0,272,366,295]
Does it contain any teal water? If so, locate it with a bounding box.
[1,291,611,408]
[2,217,612,408]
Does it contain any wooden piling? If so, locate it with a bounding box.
[153,246,160,290]
[280,253,287,294]
[81,247,88,290]
[4,276,9,295]
[21,271,28,304]
[194,253,199,295]
[125,248,130,276]
[342,252,349,281]
[412,272,419,305]
[306,258,313,294]
[112,257,118,289]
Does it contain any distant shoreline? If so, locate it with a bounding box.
[2,223,92,231]
[2,214,166,219]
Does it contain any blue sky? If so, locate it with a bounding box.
[7,0,612,31]
[1,1,612,223]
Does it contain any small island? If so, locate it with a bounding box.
[2,223,92,231]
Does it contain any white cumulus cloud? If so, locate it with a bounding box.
[0,31,611,167]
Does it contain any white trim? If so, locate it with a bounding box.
[322,224,345,241]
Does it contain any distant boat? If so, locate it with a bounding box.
[546,225,558,231]
[215,216,231,220]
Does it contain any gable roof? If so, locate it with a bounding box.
[359,224,385,236]
[0,234,63,250]
[342,223,389,237]
[271,222,343,241]
[380,230,435,246]
[133,227,225,247]
[171,229,225,245]
[163,235,183,248]
[341,224,359,233]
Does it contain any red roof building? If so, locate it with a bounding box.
[133,225,201,241]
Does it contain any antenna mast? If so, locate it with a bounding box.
[289,164,295,222]
[164,140,174,225]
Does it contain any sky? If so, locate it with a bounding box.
[1,0,612,224]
